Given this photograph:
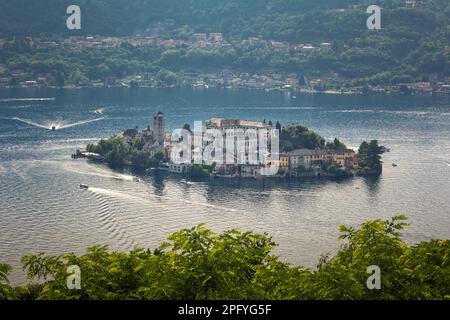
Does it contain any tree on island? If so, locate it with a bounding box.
[280,124,326,151]
[357,140,385,174]
[87,137,165,169]
[182,123,192,133]
[147,151,165,168]
[275,121,281,132]
[326,138,347,150]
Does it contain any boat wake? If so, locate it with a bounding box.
[4,117,51,130]
[56,117,107,130]
[179,198,238,212]
[5,116,107,131]
[0,163,6,176]
[87,187,136,249]
[88,187,150,202]
[0,97,55,102]
[89,186,237,212]
[63,163,135,181]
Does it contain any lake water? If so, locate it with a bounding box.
[1,87,450,284]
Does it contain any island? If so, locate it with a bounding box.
[78,111,385,180]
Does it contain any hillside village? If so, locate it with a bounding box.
[0,34,341,92]
[2,28,449,94]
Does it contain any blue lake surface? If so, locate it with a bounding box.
[1,87,450,284]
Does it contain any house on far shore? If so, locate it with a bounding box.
[405,0,422,8]
[192,33,208,41]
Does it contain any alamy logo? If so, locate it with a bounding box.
[171,121,280,176]
[367,5,381,30]
[366,265,381,290]
[66,5,81,30]
[67,265,81,289]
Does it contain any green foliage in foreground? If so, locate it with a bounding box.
[1,215,449,300]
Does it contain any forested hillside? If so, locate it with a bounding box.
[1,0,449,39]
[0,0,449,88]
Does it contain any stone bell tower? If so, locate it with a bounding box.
[153,111,165,145]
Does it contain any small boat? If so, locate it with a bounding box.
[79,184,89,189]
[180,179,193,185]
[51,126,56,131]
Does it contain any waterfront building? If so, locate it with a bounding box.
[209,33,223,43]
[205,118,273,167]
[169,118,278,176]
[332,149,357,168]
[266,153,289,174]
[192,33,208,41]
[206,118,272,130]
[320,42,332,50]
[288,149,328,172]
[287,148,357,175]
[405,0,422,8]
[240,164,264,178]
[168,117,357,178]
[279,153,290,172]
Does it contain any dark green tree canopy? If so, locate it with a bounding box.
[1,215,449,300]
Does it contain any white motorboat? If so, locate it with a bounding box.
[180,179,193,185]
